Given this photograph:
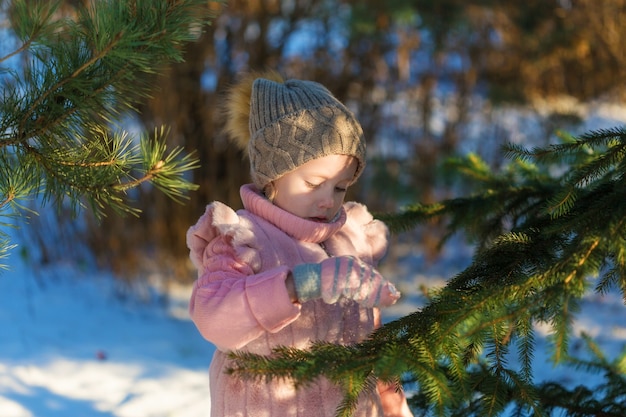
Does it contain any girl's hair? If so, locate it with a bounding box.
[263,182,277,202]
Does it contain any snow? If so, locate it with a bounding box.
[0,255,214,417]
[1,227,624,417]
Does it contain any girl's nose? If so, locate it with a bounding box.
[318,192,334,209]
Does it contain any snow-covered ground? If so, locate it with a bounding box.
[1,229,624,417]
[0,254,214,417]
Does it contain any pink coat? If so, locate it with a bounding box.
[187,184,412,417]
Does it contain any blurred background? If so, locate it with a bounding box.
[18,0,626,290]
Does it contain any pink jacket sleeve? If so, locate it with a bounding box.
[373,311,414,416]
[328,202,390,266]
[187,202,301,352]
[377,381,414,417]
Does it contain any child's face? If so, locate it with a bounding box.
[271,154,358,222]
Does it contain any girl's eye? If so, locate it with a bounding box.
[305,181,347,192]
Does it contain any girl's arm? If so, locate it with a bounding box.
[374,300,414,416]
[189,252,300,351]
[187,202,301,352]
[377,381,414,417]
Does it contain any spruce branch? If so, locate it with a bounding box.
[525,334,626,417]
[229,127,626,416]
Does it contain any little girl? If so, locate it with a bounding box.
[187,71,413,416]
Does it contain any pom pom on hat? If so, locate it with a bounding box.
[223,70,284,153]
[224,70,366,191]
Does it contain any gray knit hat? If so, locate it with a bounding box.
[245,77,366,190]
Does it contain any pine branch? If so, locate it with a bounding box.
[0,0,222,258]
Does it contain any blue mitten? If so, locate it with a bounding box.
[292,255,400,308]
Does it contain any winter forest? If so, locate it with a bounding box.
[1,0,626,416]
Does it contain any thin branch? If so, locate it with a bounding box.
[0,38,33,64]
[56,159,119,168]
[110,161,164,192]
[0,189,17,210]
[17,31,124,139]
[563,238,600,284]
[71,31,124,79]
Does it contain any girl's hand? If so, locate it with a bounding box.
[291,256,400,308]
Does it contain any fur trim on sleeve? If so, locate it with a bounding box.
[186,202,261,276]
[343,201,390,264]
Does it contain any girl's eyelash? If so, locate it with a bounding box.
[305,181,347,192]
